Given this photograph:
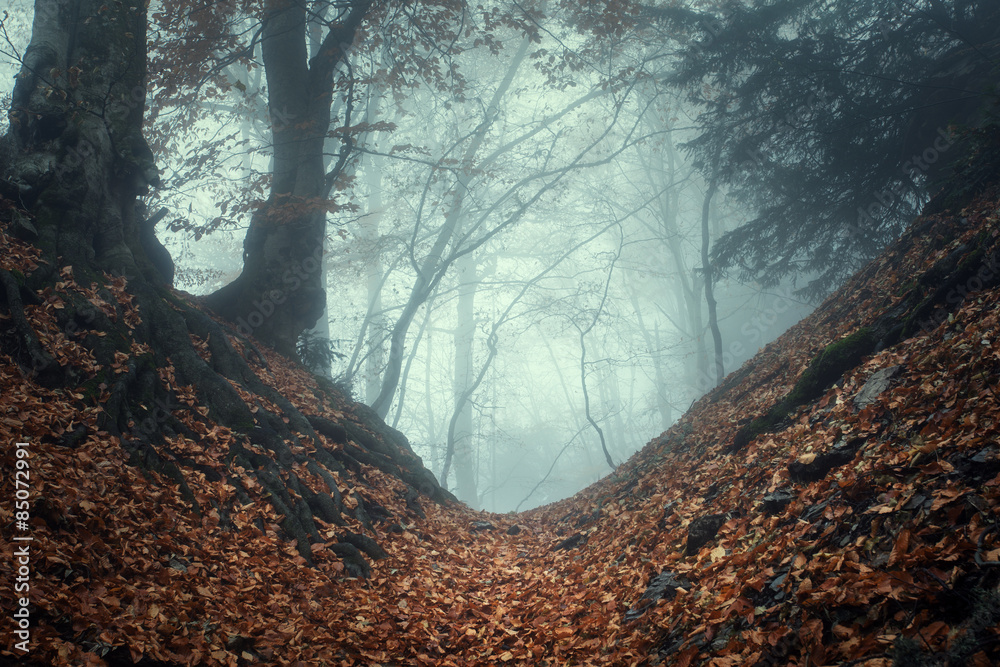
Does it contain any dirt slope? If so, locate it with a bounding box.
[3,144,1000,666]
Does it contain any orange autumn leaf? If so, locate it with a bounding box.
[888,529,911,566]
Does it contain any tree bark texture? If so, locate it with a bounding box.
[3,0,157,285]
[206,0,373,357]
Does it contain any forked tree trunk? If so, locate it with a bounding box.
[205,0,373,357]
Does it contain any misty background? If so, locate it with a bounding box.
[19,0,985,511]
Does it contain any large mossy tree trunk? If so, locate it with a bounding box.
[1,0,269,456]
[1,0,449,574]
[3,0,157,288]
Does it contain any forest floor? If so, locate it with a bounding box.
[3,169,1000,665]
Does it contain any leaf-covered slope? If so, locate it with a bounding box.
[521,149,1000,664]
[3,149,1000,665]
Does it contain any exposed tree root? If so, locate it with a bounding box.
[0,268,64,386]
[1,199,452,578]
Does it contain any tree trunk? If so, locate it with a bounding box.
[640,132,709,399]
[363,164,388,403]
[701,149,725,389]
[205,0,373,357]
[451,252,480,506]
[652,322,673,430]
[627,284,673,432]
[3,0,157,287]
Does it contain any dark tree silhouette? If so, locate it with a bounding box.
[204,0,375,357]
[653,0,1000,296]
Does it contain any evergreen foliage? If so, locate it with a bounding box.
[655,0,1000,297]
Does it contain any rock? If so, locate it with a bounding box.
[685,513,727,556]
[168,556,188,573]
[710,626,736,651]
[902,494,931,511]
[506,524,521,535]
[762,489,795,515]
[400,485,426,519]
[971,447,997,464]
[769,570,789,601]
[471,521,496,532]
[957,446,1000,482]
[800,501,830,523]
[853,365,901,410]
[307,414,348,444]
[624,571,690,621]
[703,482,725,501]
[553,533,586,551]
[788,438,863,482]
[10,209,38,239]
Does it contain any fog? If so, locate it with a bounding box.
[0,1,819,512]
